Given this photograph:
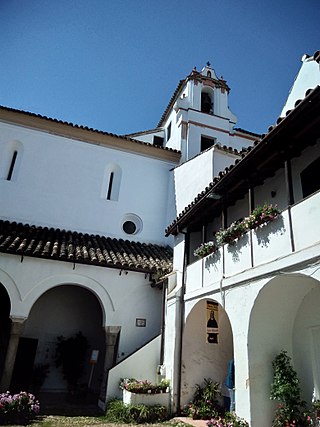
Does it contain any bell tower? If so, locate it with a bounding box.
[130,62,257,162]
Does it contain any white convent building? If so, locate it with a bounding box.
[0,51,319,426]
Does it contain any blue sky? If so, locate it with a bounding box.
[0,0,319,135]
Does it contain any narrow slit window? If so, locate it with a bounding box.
[7,151,17,181]
[107,172,114,200]
[167,123,172,141]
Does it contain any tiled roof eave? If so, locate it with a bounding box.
[0,106,180,159]
[0,248,160,274]
[0,220,173,275]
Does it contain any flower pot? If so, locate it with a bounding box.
[123,388,170,408]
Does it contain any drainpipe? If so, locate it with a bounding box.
[176,227,189,414]
[159,279,168,366]
[284,158,295,252]
[222,204,227,276]
[248,184,255,267]
[201,224,206,288]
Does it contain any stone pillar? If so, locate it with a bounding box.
[99,326,121,403]
[0,317,26,391]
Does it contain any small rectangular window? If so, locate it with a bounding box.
[201,136,216,152]
[167,123,172,141]
[153,136,164,147]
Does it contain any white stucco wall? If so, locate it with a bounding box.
[166,185,320,424]
[180,299,233,407]
[294,284,320,401]
[281,55,320,117]
[106,335,162,400]
[174,148,240,215]
[0,122,176,245]
[0,253,162,362]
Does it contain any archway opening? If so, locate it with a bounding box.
[11,285,105,399]
[0,284,11,382]
[181,299,234,410]
[201,91,213,114]
[248,274,320,426]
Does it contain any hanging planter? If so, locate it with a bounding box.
[195,204,280,257]
[193,241,218,258]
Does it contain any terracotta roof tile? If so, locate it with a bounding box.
[0,220,173,274]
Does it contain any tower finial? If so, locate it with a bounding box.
[206,61,211,67]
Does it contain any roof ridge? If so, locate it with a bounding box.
[0,105,180,155]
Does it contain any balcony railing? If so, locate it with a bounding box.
[186,191,320,294]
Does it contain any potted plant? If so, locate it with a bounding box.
[216,221,247,246]
[55,331,89,395]
[120,378,170,407]
[183,378,222,420]
[244,203,280,230]
[270,350,311,426]
[194,241,218,258]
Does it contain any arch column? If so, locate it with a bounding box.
[99,326,121,402]
[0,316,27,391]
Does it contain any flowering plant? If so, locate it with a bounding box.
[120,378,170,394]
[243,204,280,230]
[194,241,217,258]
[207,413,249,427]
[195,204,280,255]
[215,221,247,246]
[270,351,312,427]
[0,391,40,424]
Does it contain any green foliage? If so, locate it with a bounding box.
[193,241,217,258]
[194,204,280,257]
[270,350,311,427]
[183,378,222,419]
[120,378,170,394]
[216,221,247,246]
[55,331,89,391]
[105,398,168,423]
[243,204,280,230]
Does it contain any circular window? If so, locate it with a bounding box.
[121,214,143,235]
[123,221,136,235]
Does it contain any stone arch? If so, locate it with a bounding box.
[0,267,22,308]
[248,273,319,426]
[13,283,108,394]
[22,273,113,325]
[181,298,233,408]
